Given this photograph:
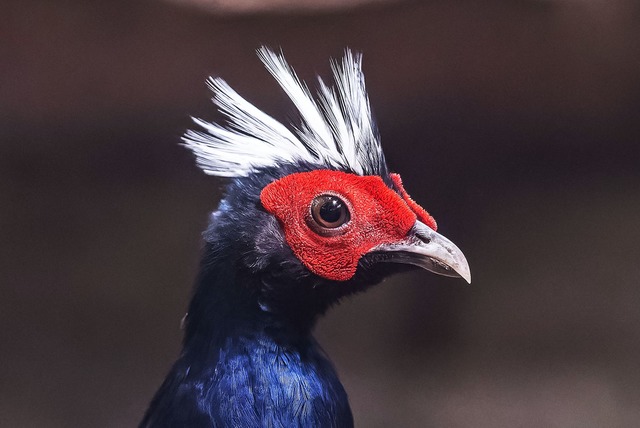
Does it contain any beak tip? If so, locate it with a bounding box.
[458,256,471,285]
[458,266,472,285]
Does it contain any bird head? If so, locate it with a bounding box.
[183,48,470,323]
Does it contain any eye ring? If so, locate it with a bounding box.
[308,193,351,236]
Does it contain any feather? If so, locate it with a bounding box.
[182,47,385,178]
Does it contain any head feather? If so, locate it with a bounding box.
[183,47,387,178]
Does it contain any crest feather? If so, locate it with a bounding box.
[183,47,386,177]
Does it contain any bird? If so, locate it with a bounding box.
[140,47,470,428]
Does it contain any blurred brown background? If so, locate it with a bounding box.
[2,0,640,426]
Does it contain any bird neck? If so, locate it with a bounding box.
[182,245,322,357]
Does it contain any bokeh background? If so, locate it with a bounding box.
[2,0,640,426]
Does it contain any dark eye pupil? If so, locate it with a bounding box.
[319,198,343,224]
[309,194,350,233]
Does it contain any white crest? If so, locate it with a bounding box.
[183,47,386,178]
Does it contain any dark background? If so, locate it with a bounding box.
[2,0,640,426]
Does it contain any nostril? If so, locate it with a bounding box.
[415,230,431,244]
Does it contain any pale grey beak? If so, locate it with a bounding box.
[369,220,471,284]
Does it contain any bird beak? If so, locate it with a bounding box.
[370,220,471,284]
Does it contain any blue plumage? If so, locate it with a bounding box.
[142,331,352,427]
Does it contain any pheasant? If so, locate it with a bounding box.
[140,47,470,427]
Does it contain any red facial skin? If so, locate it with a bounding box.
[260,170,437,281]
[389,173,437,231]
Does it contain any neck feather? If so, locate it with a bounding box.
[182,243,327,357]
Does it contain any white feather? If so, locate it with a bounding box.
[182,47,385,178]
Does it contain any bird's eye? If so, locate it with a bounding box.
[309,194,350,233]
